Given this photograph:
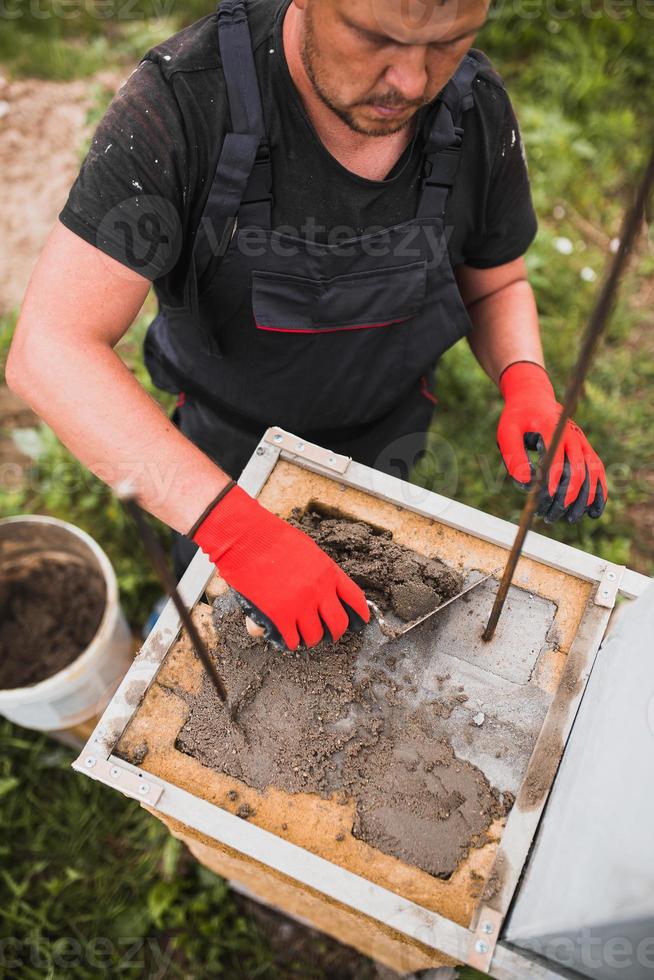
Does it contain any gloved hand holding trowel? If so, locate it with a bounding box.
[189,479,497,653]
[189,480,370,651]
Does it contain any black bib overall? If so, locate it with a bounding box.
[143,0,479,575]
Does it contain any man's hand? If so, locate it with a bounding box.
[191,485,370,650]
[497,361,608,524]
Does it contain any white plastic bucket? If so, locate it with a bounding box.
[0,515,133,731]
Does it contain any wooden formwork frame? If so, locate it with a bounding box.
[73,427,651,979]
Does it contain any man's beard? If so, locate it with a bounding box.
[300,12,425,137]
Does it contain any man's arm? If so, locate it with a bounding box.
[6,222,369,647]
[455,256,607,523]
[6,222,229,534]
[455,255,543,382]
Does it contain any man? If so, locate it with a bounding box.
[7,0,607,652]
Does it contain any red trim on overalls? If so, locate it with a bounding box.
[420,375,438,405]
[255,316,410,335]
[176,392,186,408]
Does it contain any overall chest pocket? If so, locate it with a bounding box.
[248,261,428,430]
[251,260,427,332]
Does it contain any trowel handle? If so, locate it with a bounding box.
[233,590,282,647]
[246,616,266,639]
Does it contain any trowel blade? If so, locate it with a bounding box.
[368,571,496,642]
[398,572,495,636]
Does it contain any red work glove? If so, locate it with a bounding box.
[190,484,370,650]
[497,361,608,524]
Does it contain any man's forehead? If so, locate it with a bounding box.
[333,0,489,44]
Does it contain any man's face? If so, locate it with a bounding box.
[297,0,490,136]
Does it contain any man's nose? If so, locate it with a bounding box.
[383,47,429,102]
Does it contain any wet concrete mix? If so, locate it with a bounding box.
[0,556,106,689]
[173,510,513,878]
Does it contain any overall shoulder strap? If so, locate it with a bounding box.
[218,0,266,137]
[417,54,479,220]
[190,1,271,312]
[217,0,272,229]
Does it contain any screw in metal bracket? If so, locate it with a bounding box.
[475,940,489,955]
[481,922,494,935]
[273,433,283,443]
[138,783,150,796]
[110,767,121,779]
[84,757,96,769]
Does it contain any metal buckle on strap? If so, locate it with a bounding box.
[422,145,463,189]
[241,140,273,214]
[254,139,271,164]
[423,117,464,153]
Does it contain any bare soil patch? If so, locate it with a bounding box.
[0,70,121,315]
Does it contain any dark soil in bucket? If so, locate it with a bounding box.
[166,509,514,879]
[0,556,106,689]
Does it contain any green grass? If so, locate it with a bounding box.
[0,719,302,979]
[0,2,213,79]
[1,8,653,980]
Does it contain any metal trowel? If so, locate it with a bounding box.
[367,571,496,643]
[241,571,496,647]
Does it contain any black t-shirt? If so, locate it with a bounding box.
[59,0,537,308]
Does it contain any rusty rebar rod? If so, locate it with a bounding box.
[483,144,654,642]
[119,491,232,712]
